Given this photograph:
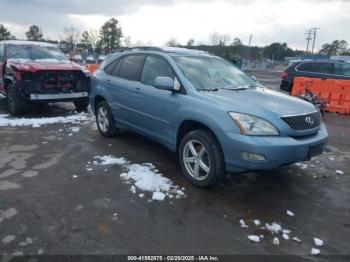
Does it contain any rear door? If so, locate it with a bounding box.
[105,54,145,126]
[0,43,5,94]
[135,55,178,146]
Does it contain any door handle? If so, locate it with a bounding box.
[135,87,141,93]
[105,79,111,84]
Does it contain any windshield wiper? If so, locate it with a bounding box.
[198,88,219,91]
[221,84,257,91]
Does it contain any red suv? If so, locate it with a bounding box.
[0,40,90,115]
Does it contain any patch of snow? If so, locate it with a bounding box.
[38,249,44,255]
[273,237,280,245]
[19,237,33,247]
[311,248,320,255]
[130,186,137,194]
[313,238,324,247]
[70,127,80,133]
[247,235,260,243]
[0,207,18,223]
[282,229,291,234]
[72,175,78,179]
[287,210,295,217]
[0,113,89,128]
[265,222,282,234]
[253,219,261,226]
[336,170,344,175]
[2,235,16,244]
[282,233,290,240]
[152,192,166,201]
[94,155,127,166]
[292,237,301,243]
[329,157,335,161]
[139,193,145,198]
[240,219,248,228]
[295,162,308,169]
[121,163,172,193]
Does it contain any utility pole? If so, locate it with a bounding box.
[247,34,253,60]
[305,29,312,53]
[311,27,320,54]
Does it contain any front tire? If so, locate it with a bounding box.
[96,101,119,137]
[7,84,26,115]
[74,97,89,112]
[179,129,225,187]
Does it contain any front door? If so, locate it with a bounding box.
[135,55,178,147]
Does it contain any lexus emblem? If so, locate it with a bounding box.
[305,116,314,125]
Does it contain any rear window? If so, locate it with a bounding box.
[334,63,350,77]
[118,55,144,81]
[297,62,334,74]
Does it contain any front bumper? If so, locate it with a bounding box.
[216,124,328,173]
[30,92,88,100]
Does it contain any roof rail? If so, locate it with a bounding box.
[118,47,164,52]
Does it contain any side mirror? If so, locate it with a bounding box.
[154,76,174,91]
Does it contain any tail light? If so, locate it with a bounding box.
[281,71,288,79]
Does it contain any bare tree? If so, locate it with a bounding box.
[209,31,220,45]
[63,25,80,51]
[165,38,180,47]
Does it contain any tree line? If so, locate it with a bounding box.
[1,21,349,60]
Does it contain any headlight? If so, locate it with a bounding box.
[82,66,91,77]
[229,112,279,136]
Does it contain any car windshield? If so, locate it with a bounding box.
[173,55,257,91]
[7,44,68,62]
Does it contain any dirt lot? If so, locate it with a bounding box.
[0,72,349,261]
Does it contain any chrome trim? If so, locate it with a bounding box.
[30,92,88,100]
[280,110,318,118]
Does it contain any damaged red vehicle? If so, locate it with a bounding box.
[0,40,90,115]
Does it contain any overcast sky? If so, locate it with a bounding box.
[1,0,349,50]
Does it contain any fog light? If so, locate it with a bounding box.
[241,152,266,161]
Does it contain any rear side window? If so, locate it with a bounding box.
[297,62,334,74]
[334,63,350,77]
[140,56,175,86]
[119,55,144,81]
[104,59,120,75]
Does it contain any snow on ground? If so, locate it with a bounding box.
[247,235,260,243]
[93,155,127,166]
[273,237,280,245]
[286,210,295,217]
[253,219,261,226]
[240,219,249,228]
[313,237,324,247]
[265,222,282,234]
[336,170,344,175]
[311,248,320,255]
[92,155,185,201]
[0,113,90,128]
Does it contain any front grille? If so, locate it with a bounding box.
[281,112,321,130]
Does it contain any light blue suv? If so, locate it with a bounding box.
[90,47,328,187]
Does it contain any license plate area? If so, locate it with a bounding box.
[308,143,324,158]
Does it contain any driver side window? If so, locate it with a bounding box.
[140,55,174,86]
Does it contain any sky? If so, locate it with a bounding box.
[0,0,349,50]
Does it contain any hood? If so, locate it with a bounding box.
[7,59,83,72]
[200,87,317,118]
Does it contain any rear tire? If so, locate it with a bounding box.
[7,83,26,115]
[74,97,89,112]
[179,129,225,188]
[96,101,119,137]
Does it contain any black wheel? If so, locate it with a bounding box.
[7,84,26,115]
[74,97,89,112]
[179,129,225,187]
[95,101,119,137]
